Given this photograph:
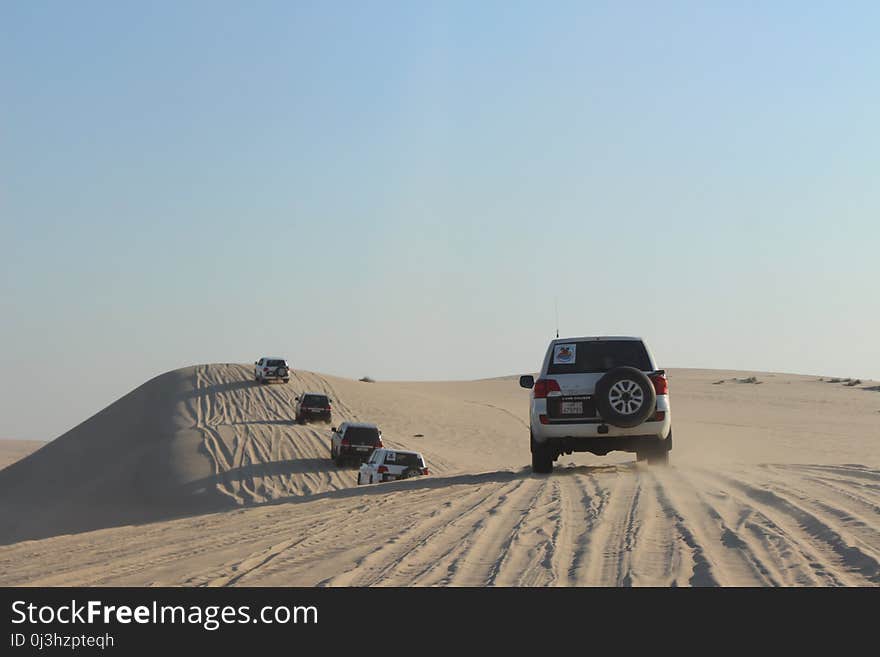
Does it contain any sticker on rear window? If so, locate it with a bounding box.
[385,452,396,462]
[553,344,576,364]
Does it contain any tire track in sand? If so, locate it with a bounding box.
[706,471,878,585]
[318,475,522,586]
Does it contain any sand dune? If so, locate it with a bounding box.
[0,440,44,470]
[0,364,877,586]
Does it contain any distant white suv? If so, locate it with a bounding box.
[357,448,429,485]
[254,357,290,384]
[520,336,672,473]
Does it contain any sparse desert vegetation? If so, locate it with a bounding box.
[821,377,873,388]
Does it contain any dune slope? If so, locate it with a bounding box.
[0,365,377,542]
[0,440,44,470]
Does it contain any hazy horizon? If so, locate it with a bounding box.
[2,357,876,443]
[3,1,879,441]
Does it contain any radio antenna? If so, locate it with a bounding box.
[555,297,559,338]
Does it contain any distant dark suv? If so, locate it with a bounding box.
[330,422,383,467]
[295,392,332,424]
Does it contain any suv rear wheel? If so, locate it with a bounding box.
[636,433,671,466]
[530,433,554,474]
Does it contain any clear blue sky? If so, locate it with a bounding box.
[2,1,878,440]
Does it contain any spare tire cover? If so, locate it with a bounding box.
[594,366,656,428]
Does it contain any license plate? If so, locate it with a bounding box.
[561,401,583,415]
[356,446,370,451]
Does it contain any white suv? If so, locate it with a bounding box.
[253,357,290,384]
[520,336,672,473]
[357,448,429,485]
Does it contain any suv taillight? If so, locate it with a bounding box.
[650,373,668,395]
[533,379,561,399]
[341,437,350,446]
[375,439,383,448]
[377,465,388,473]
[422,467,429,475]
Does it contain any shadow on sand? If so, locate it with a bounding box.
[179,377,273,402]
[0,460,643,546]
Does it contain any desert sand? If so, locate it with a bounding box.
[0,364,877,586]
[0,439,44,470]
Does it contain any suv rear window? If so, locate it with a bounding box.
[384,452,423,468]
[302,394,329,406]
[266,359,286,367]
[343,426,381,445]
[547,340,652,374]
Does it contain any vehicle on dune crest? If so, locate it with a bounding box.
[254,357,290,384]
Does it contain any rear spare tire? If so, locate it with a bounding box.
[401,467,421,480]
[595,366,656,428]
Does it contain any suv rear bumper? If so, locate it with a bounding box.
[300,409,331,420]
[340,446,376,461]
[531,413,671,443]
[538,433,671,456]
